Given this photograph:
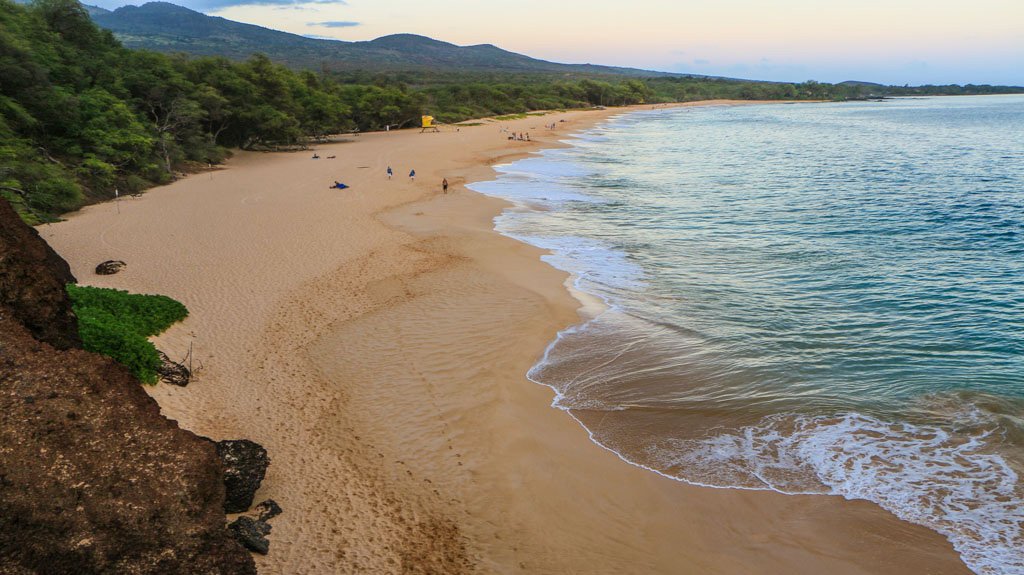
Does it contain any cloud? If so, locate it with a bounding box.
[310,20,360,28]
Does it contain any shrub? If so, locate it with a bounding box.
[67,284,189,384]
[121,174,151,194]
[76,306,164,383]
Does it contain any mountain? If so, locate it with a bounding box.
[89,2,680,77]
[837,80,886,88]
[83,3,110,17]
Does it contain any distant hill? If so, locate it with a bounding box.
[837,81,886,88]
[82,3,110,17]
[88,2,682,77]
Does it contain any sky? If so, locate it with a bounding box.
[89,0,1024,85]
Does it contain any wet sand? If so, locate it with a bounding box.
[41,102,972,574]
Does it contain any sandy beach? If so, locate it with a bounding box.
[40,101,972,574]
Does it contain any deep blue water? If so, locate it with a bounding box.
[470,95,1024,575]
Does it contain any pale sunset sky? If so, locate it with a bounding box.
[90,0,1023,85]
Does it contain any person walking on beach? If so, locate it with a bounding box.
[442,178,449,194]
[387,166,393,180]
[409,169,416,181]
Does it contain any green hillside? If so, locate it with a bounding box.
[90,2,681,77]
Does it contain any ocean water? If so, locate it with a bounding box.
[469,95,1024,575]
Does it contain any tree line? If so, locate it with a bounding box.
[2,0,1019,222]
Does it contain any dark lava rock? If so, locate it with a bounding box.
[0,198,80,349]
[215,440,270,513]
[0,198,255,574]
[94,260,126,275]
[255,499,283,522]
[228,516,272,555]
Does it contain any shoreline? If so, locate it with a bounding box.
[40,101,971,573]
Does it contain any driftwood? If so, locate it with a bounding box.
[157,350,191,387]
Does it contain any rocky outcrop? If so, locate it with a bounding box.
[228,500,282,555]
[0,198,256,574]
[254,499,283,522]
[215,440,270,514]
[0,199,80,349]
[228,517,272,555]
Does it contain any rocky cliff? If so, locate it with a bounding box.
[0,200,80,350]
[0,199,256,574]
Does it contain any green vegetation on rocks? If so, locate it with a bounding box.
[67,284,188,384]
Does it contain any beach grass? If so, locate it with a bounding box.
[67,284,188,384]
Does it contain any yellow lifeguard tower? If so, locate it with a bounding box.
[420,115,439,133]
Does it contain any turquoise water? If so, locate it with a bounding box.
[470,95,1024,575]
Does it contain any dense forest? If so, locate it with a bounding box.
[1,0,1021,222]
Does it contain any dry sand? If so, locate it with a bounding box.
[42,101,972,574]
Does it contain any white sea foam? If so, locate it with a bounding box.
[645,413,1024,575]
[535,237,646,292]
[494,154,595,179]
[470,152,647,294]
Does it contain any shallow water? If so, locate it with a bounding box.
[470,96,1024,575]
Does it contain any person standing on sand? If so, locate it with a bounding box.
[387,166,393,180]
[409,169,416,181]
[442,178,449,194]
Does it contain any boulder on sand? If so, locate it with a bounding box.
[255,499,283,522]
[215,439,270,513]
[95,260,126,275]
[228,516,272,555]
